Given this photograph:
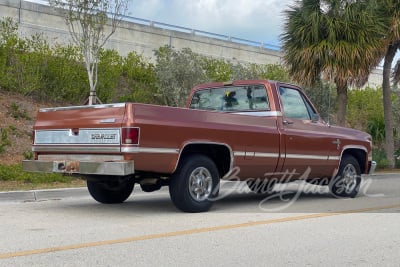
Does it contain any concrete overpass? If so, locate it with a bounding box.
[0,0,382,87]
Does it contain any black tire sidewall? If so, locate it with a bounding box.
[87,179,134,204]
[330,155,361,198]
[169,155,220,213]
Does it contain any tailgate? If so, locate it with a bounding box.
[34,103,126,130]
[33,103,128,151]
[24,103,136,175]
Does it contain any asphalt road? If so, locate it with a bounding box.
[0,173,399,267]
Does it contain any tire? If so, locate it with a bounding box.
[87,179,134,204]
[329,155,361,198]
[140,183,162,193]
[246,179,275,194]
[169,155,220,213]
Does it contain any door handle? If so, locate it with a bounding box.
[283,120,294,125]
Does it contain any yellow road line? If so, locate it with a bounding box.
[1,204,399,259]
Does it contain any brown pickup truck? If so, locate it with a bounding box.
[23,80,376,212]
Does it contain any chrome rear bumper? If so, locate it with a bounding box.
[22,160,135,176]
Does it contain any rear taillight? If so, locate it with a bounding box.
[121,127,139,145]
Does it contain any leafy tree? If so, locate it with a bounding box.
[303,82,336,122]
[50,0,129,105]
[229,61,290,81]
[251,63,290,82]
[376,0,400,168]
[0,17,24,91]
[281,0,385,126]
[347,87,384,131]
[154,46,207,107]
[97,48,123,103]
[367,117,386,147]
[119,51,158,104]
[202,58,232,82]
[44,44,87,103]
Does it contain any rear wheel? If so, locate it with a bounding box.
[169,155,219,213]
[87,178,134,204]
[329,155,361,198]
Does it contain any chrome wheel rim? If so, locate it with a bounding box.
[342,164,358,193]
[189,167,213,201]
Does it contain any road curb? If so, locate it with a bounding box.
[0,187,88,202]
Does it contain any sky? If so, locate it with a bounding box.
[127,0,296,47]
[26,0,295,47]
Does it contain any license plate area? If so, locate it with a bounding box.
[53,161,80,173]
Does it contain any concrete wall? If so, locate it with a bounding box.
[0,0,382,87]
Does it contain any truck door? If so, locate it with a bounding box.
[278,86,338,180]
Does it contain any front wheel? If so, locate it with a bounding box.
[87,178,134,204]
[169,155,220,213]
[329,155,361,198]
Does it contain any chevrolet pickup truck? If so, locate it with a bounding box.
[23,80,376,212]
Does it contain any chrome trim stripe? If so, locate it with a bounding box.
[40,103,125,112]
[233,111,283,117]
[38,154,124,161]
[255,152,280,158]
[233,151,246,157]
[328,156,341,161]
[234,151,279,158]
[234,151,330,160]
[99,118,117,123]
[121,147,179,154]
[34,146,180,154]
[33,146,121,153]
[342,145,367,153]
[285,154,328,160]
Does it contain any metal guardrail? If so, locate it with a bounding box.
[123,15,281,51]
[23,0,281,51]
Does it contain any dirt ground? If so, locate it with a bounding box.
[0,91,48,165]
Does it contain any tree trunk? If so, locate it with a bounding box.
[86,60,97,105]
[382,43,397,169]
[336,82,348,127]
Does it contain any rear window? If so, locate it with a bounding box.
[189,85,270,112]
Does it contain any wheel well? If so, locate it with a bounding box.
[342,149,367,174]
[179,143,231,177]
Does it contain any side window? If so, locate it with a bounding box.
[279,87,311,120]
[190,85,270,112]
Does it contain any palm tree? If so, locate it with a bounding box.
[281,0,386,126]
[377,0,400,168]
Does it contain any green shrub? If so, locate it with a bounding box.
[0,164,69,183]
[373,148,389,169]
[0,128,11,154]
[95,49,123,103]
[119,51,159,104]
[23,151,33,160]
